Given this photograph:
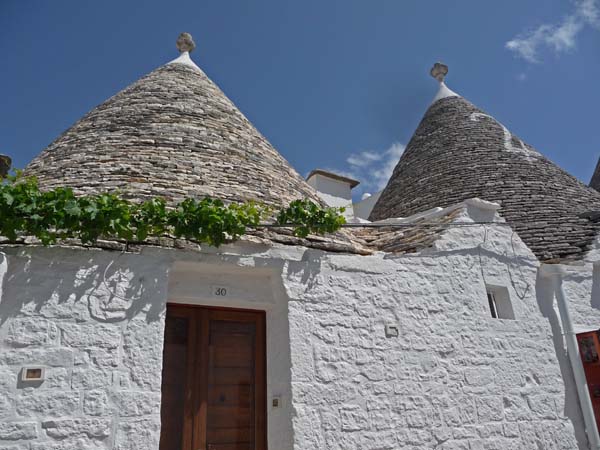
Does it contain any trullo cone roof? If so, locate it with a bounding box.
[26,34,320,207]
[370,67,600,262]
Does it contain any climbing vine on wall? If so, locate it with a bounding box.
[0,171,346,247]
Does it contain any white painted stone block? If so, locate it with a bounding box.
[83,390,108,416]
[42,418,111,439]
[0,422,37,440]
[16,391,81,417]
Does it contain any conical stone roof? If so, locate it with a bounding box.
[26,34,320,207]
[370,67,600,262]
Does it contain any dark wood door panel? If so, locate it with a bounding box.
[208,427,253,443]
[211,333,255,348]
[159,314,193,450]
[208,405,253,428]
[160,305,266,450]
[210,344,254,368]
[208,385,253,407]
[209,367,253,385]
[207,444,252,450]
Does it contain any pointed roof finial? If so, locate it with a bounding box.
[429,62,458,104]
[176,32,196,53]
[430,62,448,82]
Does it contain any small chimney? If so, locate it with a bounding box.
[591,157,600,192]
[0,154,11,178]
[306,169,359,218]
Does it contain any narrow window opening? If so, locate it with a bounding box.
[487,292,498,318]
[485,285,515,320]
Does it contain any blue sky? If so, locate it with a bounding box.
[1,0,599,199]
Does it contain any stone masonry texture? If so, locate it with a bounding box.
[0,211,592,449]
[5,44,598,450]
[0,248,170,450]
[278,219,585,449]
[25,62,321,208]
[369,96,600,263]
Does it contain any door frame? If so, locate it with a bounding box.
[162,303,267,450]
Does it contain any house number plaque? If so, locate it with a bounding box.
[211,285,228,297]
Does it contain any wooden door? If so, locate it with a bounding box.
[577,330,600,433]
[159,305,266,450]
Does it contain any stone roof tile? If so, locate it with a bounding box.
[25,53,320,208]
[369,95,600,262]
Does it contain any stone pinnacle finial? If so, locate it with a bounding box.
[176,32,196,53]
[430,62,448,82]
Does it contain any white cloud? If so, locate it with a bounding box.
[329,142,405,196]
[506,0,599,62]
[346,151,383,166]
[580,0,600,24]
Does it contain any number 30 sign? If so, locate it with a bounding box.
[212,285,228,297]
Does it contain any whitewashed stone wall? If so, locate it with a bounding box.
[0,247,171,450]
[0,206,592,449]
[562,238,600,334]
[283,212,584,449]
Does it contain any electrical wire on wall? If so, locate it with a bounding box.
[508,230,532,300]
[475,224,531,302]
[476,224,490,290]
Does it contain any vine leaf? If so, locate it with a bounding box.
[0,171,345,247]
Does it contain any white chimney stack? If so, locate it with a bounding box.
[306,169,359,219]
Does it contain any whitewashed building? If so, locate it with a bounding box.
[2,34,600,450]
